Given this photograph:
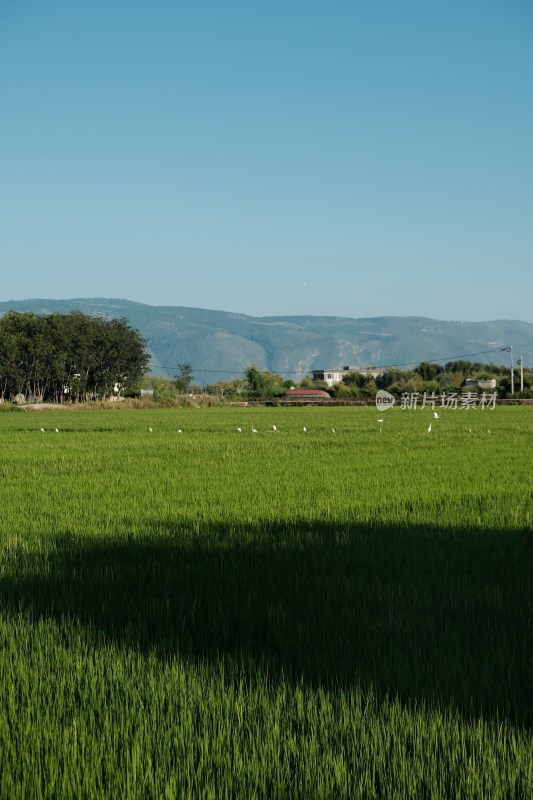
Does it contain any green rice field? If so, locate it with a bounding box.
[0,404,532,798]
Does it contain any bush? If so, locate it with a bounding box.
[0,402,22,413]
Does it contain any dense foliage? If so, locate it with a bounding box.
[195,359,532,401]
[174,362,194,393]
[0,311,150,402]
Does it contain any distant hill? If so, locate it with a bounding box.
[1,298,531,384]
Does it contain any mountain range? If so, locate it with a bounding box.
[1,298,531,384]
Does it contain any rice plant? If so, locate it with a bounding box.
[0,406,532,798]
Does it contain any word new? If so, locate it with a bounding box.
[400,391,497,410]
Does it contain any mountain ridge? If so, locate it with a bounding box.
[1,298,530,384]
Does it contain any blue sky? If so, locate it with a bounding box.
[1,0,532,322]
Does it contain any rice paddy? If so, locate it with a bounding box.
[0,405,532,798]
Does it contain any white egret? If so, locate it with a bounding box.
[433,411,440,419]
[236,427,242,432]
[303,426,307,432]
[251,428,258,433]
[427,423,432,433]
[272,425,277,431]
[148,427,153,433]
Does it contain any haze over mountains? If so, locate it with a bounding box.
[1,298,531,385]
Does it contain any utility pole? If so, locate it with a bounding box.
[517,355,524,393]
[503,346,514,395]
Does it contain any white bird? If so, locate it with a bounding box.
[236,427,242,432]
[272,425,277,431]
[427,423,432,433]
[177,429,182,433]
[377,419,384,423]
[148,427,153,433]
[303,426,307,432]
[251,428,258,433]
[433,411,440,419]
[332,427,336,433]
[40,427,45,432]
[55,428,59,433]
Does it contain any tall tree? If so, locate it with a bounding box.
[175,363,194,393]
[243,364,284,399]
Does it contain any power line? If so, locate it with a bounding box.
[373,346,512,370]
[150,346,513,375]
[151,365,304,375]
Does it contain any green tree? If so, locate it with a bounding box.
[0,311,149,403]
[175,363,194,393]
[342,371,372,389]
[415,362,443,381]
[244,364,284,400]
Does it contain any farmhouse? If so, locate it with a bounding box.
[463,378,497,390]
[312,366,384,387]
[311,369,345,387]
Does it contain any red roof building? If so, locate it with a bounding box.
[283,389,331,399]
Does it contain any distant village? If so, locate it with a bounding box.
[142,359,527,406]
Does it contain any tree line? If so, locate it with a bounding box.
[197,360,531,401]
[141,360,531,403]
[0,311,150,403]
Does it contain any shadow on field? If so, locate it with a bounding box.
[1,520,532,727]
